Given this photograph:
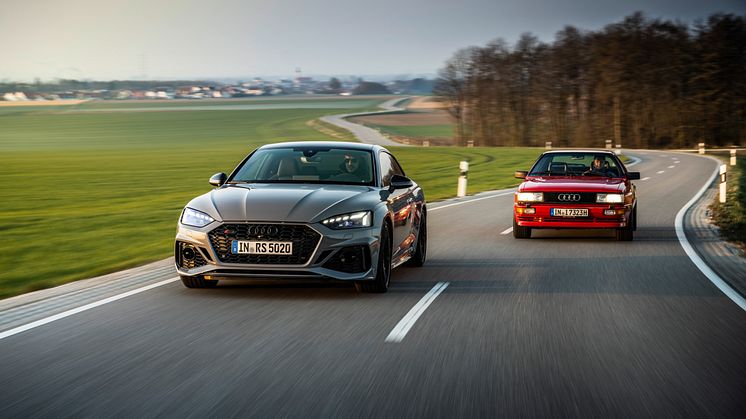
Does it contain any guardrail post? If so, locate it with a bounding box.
[457,161,469,198]
[605,139,612,149]
[719,164,727,203]
[545,141,552,150]
[731,149,737,166]
[699,142,705,154]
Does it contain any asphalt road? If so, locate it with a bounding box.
[1,151,745,418]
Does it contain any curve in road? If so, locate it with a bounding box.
[320,97,411,146]
[0,150,744,418]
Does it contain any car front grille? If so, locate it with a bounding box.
[543,192,597,204]
[208,223,321,265]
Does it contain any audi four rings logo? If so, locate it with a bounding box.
[248,225,279,236]
[558,194,581,201]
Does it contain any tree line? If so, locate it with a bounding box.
[435,12,746,148]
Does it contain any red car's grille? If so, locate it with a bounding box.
[543,192,597,204]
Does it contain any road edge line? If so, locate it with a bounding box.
[430,192,514,212]
[675,155,746,312]
[0,277,180,340]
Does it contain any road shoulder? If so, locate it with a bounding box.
[685,181,746,298]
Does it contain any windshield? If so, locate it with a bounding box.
[229,147,375,186]
[528,153,623,177]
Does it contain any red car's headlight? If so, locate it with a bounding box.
[516,192,543,202]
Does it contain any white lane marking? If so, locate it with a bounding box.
[640,176,651,181]
[430,192,514,212]
[675,164,746,312]
[657,170,665,174]
[386,282,449,343]
[668,165,675,169]
[500,227,513,235]
[0,277,179,340]
[671,157,677,160]
[675,161,680,164]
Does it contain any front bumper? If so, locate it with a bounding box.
[174,221,379,281]
[514,203,631,229]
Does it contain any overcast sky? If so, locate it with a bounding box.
[1,0,744,81]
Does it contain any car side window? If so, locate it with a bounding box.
[379,152,403,186]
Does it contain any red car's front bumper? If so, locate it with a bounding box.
[514,204,631,229]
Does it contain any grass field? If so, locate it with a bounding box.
[367,124,454,139]
[0,98,539,298]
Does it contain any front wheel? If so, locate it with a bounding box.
[512,218,531,239]
[615,209,635,241]
[356,223,392,293]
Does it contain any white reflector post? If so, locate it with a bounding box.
[731,149,737,166]
[545,141,552,150]
[719,164,727,203]
[699,142,705,154]
[457,161,469,198]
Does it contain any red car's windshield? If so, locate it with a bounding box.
[529,153,623,177]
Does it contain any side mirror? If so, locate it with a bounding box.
[390,174,414,190]
[627,172,641,180]
[514,170,528,179]
[209,172,227,187]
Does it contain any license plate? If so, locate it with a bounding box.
[231,240,293,255]
[551,208,589,217]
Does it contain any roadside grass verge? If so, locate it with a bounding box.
[306,118,356,141]
[0,101,542,298]
[710,159,746,246]
[391,147,539,201]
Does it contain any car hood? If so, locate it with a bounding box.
[519,176,626,193]
[187,183,381,223]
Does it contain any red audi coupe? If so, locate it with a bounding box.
[513,150,640,241]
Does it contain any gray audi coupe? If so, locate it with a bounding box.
[175,141,427,292]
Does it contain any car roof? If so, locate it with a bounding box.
[258,141,383,152]
[541,149,617,156]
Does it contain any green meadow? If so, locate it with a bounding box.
[0,98,538,298]
[367,123,455,139]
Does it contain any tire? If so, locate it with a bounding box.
[615,210,634,241]
[512,218,531,239]
[405,210,427,267]
[180,275,218,288]
[356,222,392,293]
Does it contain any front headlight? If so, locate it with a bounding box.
[516,192,543,202]
[596,193,624,203]
[181,207,215,227]
[321,211,372,229]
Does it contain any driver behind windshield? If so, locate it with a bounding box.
[333,154,366,182]
[584,155,609,175]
